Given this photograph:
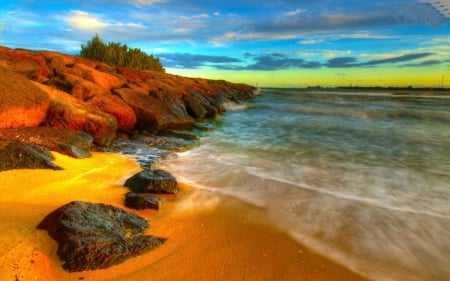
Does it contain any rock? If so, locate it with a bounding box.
[47,73,137,132]
[0,140,61,171]
[32,82,118,146]
[48,73,107,100]
[125,169,178,194]
[0,66,49,128]
[0,46,50,78]
[37,201,166,272]
[86,94,137,133]
[60,63,122,91]
[114,86,194,134]
[183,90,220,119]
[0,127,93,158]
[125,192,161,210]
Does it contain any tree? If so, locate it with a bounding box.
[80,34,106,62]
[80,34,165,72]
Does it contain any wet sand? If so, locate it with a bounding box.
[0,152,369,281]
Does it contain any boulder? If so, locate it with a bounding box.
[32,82,118,146]
[0,127,93,158]
[0,67,49,128]
[183,90,220,118]
[0,140,61,171]
[114,86,194,134]
[47,73,107,100]
[47,73,137,132]
[125,169,178,194]
[59,63,122,91]
[37,201,166,272]
[86,94,137,132]
[0,46,49,78]
[125,192,161,210]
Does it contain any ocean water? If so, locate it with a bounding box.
[159,88,450,281]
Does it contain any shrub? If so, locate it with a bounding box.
[80,34,165,72]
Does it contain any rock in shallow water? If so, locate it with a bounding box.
[125,192,161,210]
[37,201,165,272]
[125,169,178,194]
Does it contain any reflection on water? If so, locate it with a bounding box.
[160,89,450,281]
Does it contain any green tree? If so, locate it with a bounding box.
[80,34,106,62]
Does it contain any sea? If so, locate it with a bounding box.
[159,88,450,281]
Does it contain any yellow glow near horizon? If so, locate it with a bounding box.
[167,67,449,88]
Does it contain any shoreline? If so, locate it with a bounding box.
[0,151,369,281]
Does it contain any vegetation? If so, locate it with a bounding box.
[80,34,165,72]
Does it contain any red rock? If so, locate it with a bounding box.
[86,94,136,132]
[0,67,49,128]
[116,67,153,81]
[114,85,193,134]
[0,46,49,78]
[60,63,122,91]
[33,82,118,146]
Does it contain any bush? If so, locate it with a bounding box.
[80,34,165,72]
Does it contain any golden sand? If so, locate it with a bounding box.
[0,152,368,281]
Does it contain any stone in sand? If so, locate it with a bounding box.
[125,169,178,194]
[125,192,161,210]
[0,126,93,158]
[37,201,166,272]
[0,140,61,171]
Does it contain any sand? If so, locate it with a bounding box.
[0,152,369,281]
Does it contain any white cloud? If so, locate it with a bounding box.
[97,0,169,6]
[65,10,146,32]
[297,32,393,45]
[284,9,306,17]
[431,36,450,43]
[67,10,109,30]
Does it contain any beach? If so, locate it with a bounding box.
[0,151,368,281]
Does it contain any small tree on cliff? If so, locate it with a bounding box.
[80,34,165,72]
[80,34,106,62]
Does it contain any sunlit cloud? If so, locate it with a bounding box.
[298,32,393,45]
[95,0,169,6]
[66,10,109,30]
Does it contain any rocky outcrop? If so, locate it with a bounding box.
[37,201,166,272]
[0,140,60,171]
[0,127,93,158]
[33,83,118,146]
[0,45,256,146]
[125,169,178,194]
[0,67,49,128]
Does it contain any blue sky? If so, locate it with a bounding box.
[1,0,450,87]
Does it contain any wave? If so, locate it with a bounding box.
[159,88,450,281]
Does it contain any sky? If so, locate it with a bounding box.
[1,0,450,87]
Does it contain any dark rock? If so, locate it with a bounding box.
[125,192,161,210]
[0,127,93,158]
[0,140,61,171]
[183,90,219,119]
[158,130,198,141]
[125,169,178,194]
[37,201,165,272]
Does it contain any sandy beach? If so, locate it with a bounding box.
[0,152,369,281]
